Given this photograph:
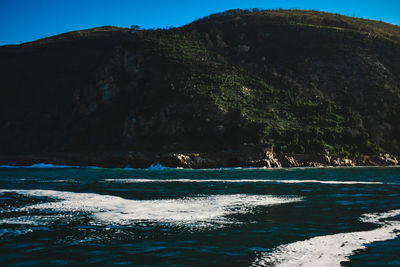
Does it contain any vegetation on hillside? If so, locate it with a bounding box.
[1,9,399,157]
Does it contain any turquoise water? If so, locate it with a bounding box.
[0,166,399,266]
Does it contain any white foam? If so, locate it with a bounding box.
[0,189,301,226]
[39,179,77,183]
[252,209,400,267]
[147,163,171,170]
[360,209,400,224]
[103,178,386,185]
[0,215,64,226]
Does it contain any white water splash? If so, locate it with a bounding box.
[0,190,301,226]
[103,178,387,185]
[252,209,400,267]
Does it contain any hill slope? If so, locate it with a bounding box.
[1,9,400,167]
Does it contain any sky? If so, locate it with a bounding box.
[1,0,399,45]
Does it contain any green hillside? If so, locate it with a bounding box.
[1,9,400,160]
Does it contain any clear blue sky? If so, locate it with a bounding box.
[1,0,399,45]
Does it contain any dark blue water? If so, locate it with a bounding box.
[0,166,399,266]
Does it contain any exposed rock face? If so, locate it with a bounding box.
[353,154,399,166]
[160,153,195,168]
[307,162,325,167]
[264,151,282,168]
[191,154,218,168]
[378,153,399,165]
[322,153,332,165]
[281,156,300,167]
[332,158,356,167]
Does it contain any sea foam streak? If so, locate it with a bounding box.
[252,209,400,267]
[103,179,386,185]
[0,190,301,226]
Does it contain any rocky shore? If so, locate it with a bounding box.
[1,149,398,169]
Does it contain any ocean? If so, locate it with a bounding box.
[0,166,399,266]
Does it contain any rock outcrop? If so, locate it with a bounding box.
[1,150,398,169]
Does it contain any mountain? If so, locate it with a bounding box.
[1,9,400,167]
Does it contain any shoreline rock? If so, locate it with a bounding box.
[0,151,398,169]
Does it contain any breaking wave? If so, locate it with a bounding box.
[0,189,301,227]
[252,209,400,267]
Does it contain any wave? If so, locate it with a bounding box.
[252,209,400,267]
[0,163,102,169]
[0,163,73,168]
[39,179,78,183]
[0,189,301,227]
[103,178,387,185]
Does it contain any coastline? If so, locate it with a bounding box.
[0,150,398,169]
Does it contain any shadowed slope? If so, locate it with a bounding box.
[1,10,400,160]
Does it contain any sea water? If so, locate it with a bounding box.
[0,166,399,266]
